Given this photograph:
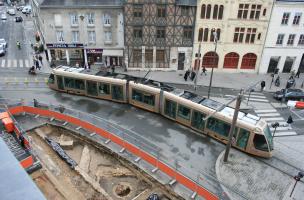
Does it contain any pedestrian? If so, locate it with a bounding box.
[35,60,40,70]
[201,66,207,76]
[296,70,301,78]
[190,71,196,81]
[111,65,115,73]
[261,81,266,91]
[184,69,190,81]
[38,55,43,65]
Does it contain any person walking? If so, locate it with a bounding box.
[296,70,301,78]
[184,69,190,81]
[38,55,43,65]
[35,60,40,70]
[201,66,207,76]
[190,70,196,81]
[261,81,266,91]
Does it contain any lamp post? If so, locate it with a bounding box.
[247,88,255,105]
[271,122,279,137]
[290,171,304,197]
[194,43,202,91]
[207,29,217,99]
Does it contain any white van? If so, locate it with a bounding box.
[22,6,31,14]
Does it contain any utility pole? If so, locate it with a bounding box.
[194,43,201,91]
[207,29,217,99]
[223,89,243,162]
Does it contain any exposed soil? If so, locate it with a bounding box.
[28,125,178,200]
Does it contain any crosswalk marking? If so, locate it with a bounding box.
[13,60,17,68]
[257,113,280,117]
[19,60,23,68]
[245,98,269,102]
[1,60,4,67]
[244,94,267,99]
[273,131,297,136]
[261,117,285,121]
[256,109,277,113]
[7,60,11,68]
[24,60,29,68]
[250,92,263,95]
[270,126,292,131]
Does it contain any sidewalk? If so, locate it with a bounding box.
[115,68,304,93]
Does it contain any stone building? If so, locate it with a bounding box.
[192,0,274,73]
[31,0,124,67]
[259,0,304,74]
[124,0,197,70]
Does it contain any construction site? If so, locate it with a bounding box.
[27,124,181,200]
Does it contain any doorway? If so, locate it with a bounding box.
[267,57,280,73]
[178,53,185,70]
[282,57,295,73]
[298,54,304,73]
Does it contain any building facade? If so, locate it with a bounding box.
[259,0,304,74]
[192,0,274,73]
[31,0,124,67]
[124,0,196,70]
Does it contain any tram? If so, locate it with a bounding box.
[48,66,273,158]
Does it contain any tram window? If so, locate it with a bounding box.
[87,81,98,96]
[99,83,110,95]
[177,104,191,120]
[206,117,230,137]
[236,128,250,149]
[75,79,85,90]
[132,89,143,102]
[164,99,177,119]
[143,94,155,106]
[132,89,155,106]
[64,77,75,88]
[48,74,55,84]
[191,110,205,130]
[253,134,269,151]
[57,76,64,90]
[112,85,123,100]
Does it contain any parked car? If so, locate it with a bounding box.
[7,9,16,15]
[1,13,7,20]
[273,88,304,101]
[0,1,4,6]
[0,38,7,48]
[22,6,31,14]
[16,6,24,11]
[0,44,6,56]
[15,16,23,22]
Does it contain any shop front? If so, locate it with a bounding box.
[46,43,84,67]
[102,49,124,67]
[85,48,103,65]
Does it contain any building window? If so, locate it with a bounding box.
[198,28,203,41]
[218,5,224,19]
[133,5,143,18]
[210,29,220,42]
[72,31,79,42]
[70,13,78,25]
[245,28,256,43]
[293,13,301,25]
[88,31,96,43]
[263,9,266,16]
[201,4,206,19]
[156,27,166,39]
[87,13,94,25]
[157,5,166,18]
[298,34,304,45]
[287,34,296,45]
[132,49,142,63]
[56,31,64,42]
[145,49,153,64]
[202,52,219,68]
[241,53,257,69]
[156,50,165,63]
[213,5,218,19]
[203,28,209,42]
[276,34,284,45]
[181,6,190,16]
[233,27,245,43]
[281,12,290,25]
[183,27,192,40]
[103,14,111,26]
[216,28,221,41]
[237,4,249,19]
[250,4,261,20]
[258,33,261,40]
[105,31,112,42]
[133,28,143,38]
[223,52,239,69]
[54,14,62,27]
[206,4,211,19]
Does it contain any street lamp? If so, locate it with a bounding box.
[290,171,304,197]
[247,88,255,105]
[194,43,202,91]
[207,29,217,99]
[271,122,279,137]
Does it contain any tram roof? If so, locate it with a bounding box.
[53,66,262,126]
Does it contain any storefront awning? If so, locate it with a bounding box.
[102,49,123,57]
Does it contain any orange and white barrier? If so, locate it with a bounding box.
[287,101,304,109]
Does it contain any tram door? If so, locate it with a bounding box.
[57,76,64,90]
[236,129,250,150]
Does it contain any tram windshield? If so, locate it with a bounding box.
[48,73,55,84]
[264,126,273,150]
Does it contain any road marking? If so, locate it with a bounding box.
[7,60,11,68]
[244,94,267,99]
[13,60,17,68]
[257,113,280,117]
[268,122,289,126]
[19,60,23,68]
[250,92,263,95]
[262,117,285,121]
[273,131,297,136]
[270,126,292,131]
[255,109,277,113]
[1,60,4,67]
[24,60,29,68]
[245,98,269,102]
